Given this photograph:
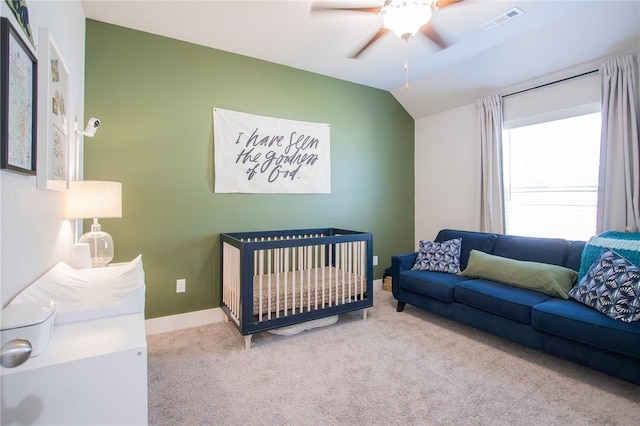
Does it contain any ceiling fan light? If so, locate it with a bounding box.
[383,1,433,39]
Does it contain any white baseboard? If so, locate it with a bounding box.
[146,278,384,336]
[145,307,226,336]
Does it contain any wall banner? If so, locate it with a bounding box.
[213,108,331,194]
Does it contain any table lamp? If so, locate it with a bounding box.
[66,181,122,267]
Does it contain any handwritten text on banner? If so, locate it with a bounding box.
[213,108,331,193]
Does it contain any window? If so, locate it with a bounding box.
[502,113,601,240]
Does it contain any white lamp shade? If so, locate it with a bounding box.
[66,181,122,219]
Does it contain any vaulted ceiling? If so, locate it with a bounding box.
[82,1,640,119]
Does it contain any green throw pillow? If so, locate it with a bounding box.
[460,250,578,299]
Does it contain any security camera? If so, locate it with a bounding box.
[83,118,101,137]
[76,117,101,137]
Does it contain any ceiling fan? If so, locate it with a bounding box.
[312,0,464,58]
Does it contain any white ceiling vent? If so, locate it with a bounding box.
[481,7,525,30]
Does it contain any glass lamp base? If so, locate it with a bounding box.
[78,230,114,267]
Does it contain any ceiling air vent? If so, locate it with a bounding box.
[481,7,525,30]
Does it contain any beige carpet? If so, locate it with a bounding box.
[147,289,640,425]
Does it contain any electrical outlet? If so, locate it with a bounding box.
[176,279,186,293]
[373,256,379,266]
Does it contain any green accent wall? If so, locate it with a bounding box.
[84,20,415,319]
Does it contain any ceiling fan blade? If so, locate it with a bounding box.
[435,0,464,8]
[311,6,382,14]
[419,23,447,49]
[351,27,389,58]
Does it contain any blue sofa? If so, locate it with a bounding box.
[391,229,640,384]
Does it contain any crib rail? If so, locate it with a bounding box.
[220,228,373,337]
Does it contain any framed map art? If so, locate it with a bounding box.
[37,27,70,190]
[0,17,37,175]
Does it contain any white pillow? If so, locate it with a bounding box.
[9,255,145,324]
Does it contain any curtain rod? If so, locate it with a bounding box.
[502,69,599,99]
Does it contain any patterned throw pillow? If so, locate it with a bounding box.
[412,238,462,274]
[569,249,640,323]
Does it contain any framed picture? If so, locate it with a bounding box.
[36,27,70,190]
[0,17,37,175]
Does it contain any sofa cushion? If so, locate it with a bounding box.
[532,298,640,359]
[455,279,551,324]
[435,229,497,270]
[565,240,587,271]
[493,234,569,266]
[411,238,461,274]
[398,270,471,302]
[569,249,640,323]
[460,250,578,299]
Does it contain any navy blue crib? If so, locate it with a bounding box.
[220,228,373,348]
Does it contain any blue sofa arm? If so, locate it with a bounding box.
[391,252,417,284]
[391,252,417,311]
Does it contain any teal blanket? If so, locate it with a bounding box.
[578,231,640,280]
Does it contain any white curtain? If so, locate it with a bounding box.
[597,55,640,233]
[477,95,505,233]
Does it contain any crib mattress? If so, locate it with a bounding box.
[252,266,366,316]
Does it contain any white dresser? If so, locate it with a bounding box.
[0,313,148,425]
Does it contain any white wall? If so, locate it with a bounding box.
[0,1,86,306]
[414,54,640,247]
[414,103,480,245]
